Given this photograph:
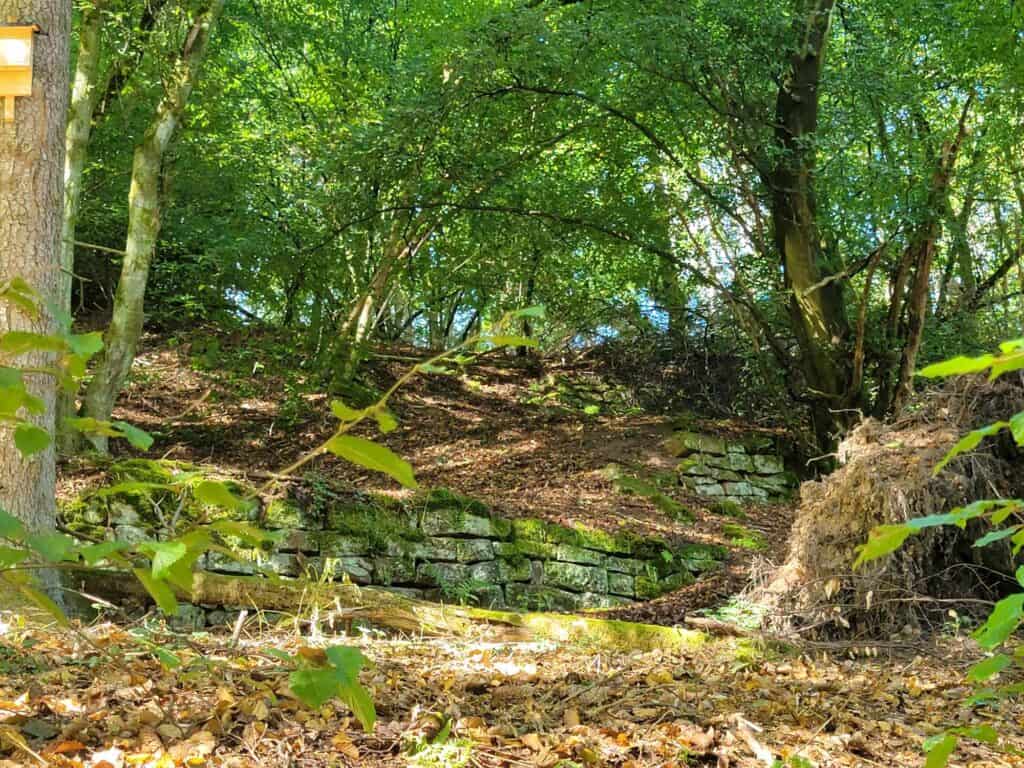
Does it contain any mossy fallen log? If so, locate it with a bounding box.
[68,568,707,652]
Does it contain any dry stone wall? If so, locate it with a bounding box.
[62,463,725,613]
[668,431,795,503]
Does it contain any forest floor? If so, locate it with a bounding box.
[14,330,1021,767]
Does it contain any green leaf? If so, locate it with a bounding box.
[194,480,246,511]
[1016,565,1024,589]
[133,568,178,615]
[953,725,998,744]
[208,519,274,546]
[112,421,154,450]
[146,541,188,580]
[487,335,537,348]
[923,733,957,768]
[374,408,398,434]
[290,667,340,709]
[0,508,26,542]
[14,423,51,458]
[339,680,376,731]
[934,422,1008,475]
[325,645,367,682]
[918,355,994,378]
[25,533,75,563]
[0,331,67,356]
[510,305,546,320]
[16,583,69,627]
[324,435,417,489]
[853,524,913,569]
[974,527,1018,548]
[331,400,366,422]
[80,540,129,566]
[65,332,103,359]
[0,546,29,567]
[1010,411,1024,446]
[989,352,1024,380]
[967,654,1012,682]
[417,363,454,375]
[974,593,1024,650]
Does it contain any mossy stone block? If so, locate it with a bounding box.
[497,557,531,582]
[314,532,371,557]
[553,544,605,566]
[752,454,785,474]
[608,572,636,597]
[454,539,495,563]
[506,584,581,612]
[544,561,608,594]
[373,556,417,585]
[421,508,502,539]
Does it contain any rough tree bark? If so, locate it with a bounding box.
[81,0,224,449]
[0,0,71,531]
[765,0,852,448]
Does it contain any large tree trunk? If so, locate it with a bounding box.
[0,0,71,532]
[766,0,851,449]
[81,0,224,449]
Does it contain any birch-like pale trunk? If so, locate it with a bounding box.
[81,0,224,450]
[0,0,71,531]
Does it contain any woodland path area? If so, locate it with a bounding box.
[0,332,1011,768]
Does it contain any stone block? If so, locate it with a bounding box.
[373,556,417,585]
[553,544,604,566]
[277,529,318,553]
[752,454,785,474]
[695,483,725,497]
[314,555,373,584]
[455,539,495,563]
[543,561,608,594]
[668,431,728,456]
[605,556,655,576]
[723,481,756,497]
[206,550,257,575]
[506,584,581,611]
[115,524,149,546]
[314,532,370,557]
[168,604,206,633]
[400,538,458,561]
[260,552,301,577]
[264,499,317,530]
[417,560,500,588]
[382,586,426,600]
[608,571,635,597]
[420,508,508,539]
[496,557,531,582]
[109,501,141,525]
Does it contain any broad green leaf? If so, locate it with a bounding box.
[1010,411,1024,446]
[145,541,188,580]
[853,524,913,569]
[510,305,546,320]
[16,583,69,627]
[194,480,246,510]
[0,508,26,541]
[934,422,1008,475]
[208,519,273,546]
[339,680,376,731]
[13,423,51,458]
[112,421,154,450]
[974,527,1018,548]
[924,733,957,768]
[374,408,398,434]
[0,331,67,356]
[953,725,998,743]
[0,546,29,567]
[989,352,1024,380]
[331,400,365,422]
[0,278,40,317]
[65,332,103,358]
[324,435,417,489]
[417,363,454,375]
[25,533,75,563]
[80,540,130,566]
[133,568,178,615]
[967,654,1012,682]
[290,667,340,709]
[487,335,537,348]
[918,355,994,378]
[974,593,1024,649]
[65,416,123,438]
[1017,565,1024,588]
[325,645,367,683]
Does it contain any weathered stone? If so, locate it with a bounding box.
[455,539,495,563]
[752,454,785,474]
[723,481,756,497]
[605,556,656,576]
[260,553,300,577]
[115,524,149,545]
[168,604,206,632]
[417,560,500,587]
[675,543,726,574]
[695,483,725,497]
[421,509,506,539]
[402,538,459,562]
[373,556,417,585]
[314,533,370,557]
[608,572,635,597]
[726,442,747,454]
[109,501,141,525]
[667,431,727,456]
[750,473,790,492]
[544,561,607,594]
[677,457,712,476]
[206,551,257,575]
[553,544,604,566]
[314,556,373,584]
[496,557,531,582]
[264,499,316,530]
[747,485,769,499]
[472,584,505,608]
[277,529,318,553]
[381,586,426,600]
[506,584,581,611]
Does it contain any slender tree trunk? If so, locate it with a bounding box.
[0,0,71,534]
[766,0,851,448]
[81,0,224,449]
[56,0,105,451]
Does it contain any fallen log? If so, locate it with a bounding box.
[67,568,709,652]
